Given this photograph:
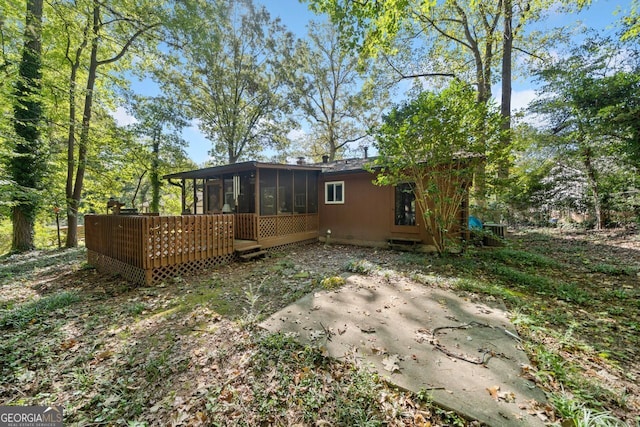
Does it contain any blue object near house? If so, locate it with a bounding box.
[468,216,483,230]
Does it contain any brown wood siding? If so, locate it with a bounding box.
[319,172,395,244]
[319,170,467,247]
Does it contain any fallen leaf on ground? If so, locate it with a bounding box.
[371,345,387,355]
[487,385,500,400]
[498,390,516,403]
[414,412,431,427]
[382,354,401,373]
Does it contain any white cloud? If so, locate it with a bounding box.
[493,88,538,113]
[511,89,537,113]
[111,106,138,126]
[287,128,308,142]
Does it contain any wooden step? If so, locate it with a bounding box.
[235,244,262,253]
[388,237,422,244]
[388,237,422,252]
[387,237,422,246]
[239,250,268,261]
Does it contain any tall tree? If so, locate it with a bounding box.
[8,0,45,252]
[126,95,189,213]
[55,0,161,247]
[159,0,295,164]
[290,21,388,161]
[529,37,637,229]
[305,0,571,201]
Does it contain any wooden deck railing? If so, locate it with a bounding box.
[85,214,234,284]
[235,213,258,240]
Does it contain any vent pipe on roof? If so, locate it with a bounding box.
[364,146,368,159]
[296,156,305,165]
[322,155,329,163]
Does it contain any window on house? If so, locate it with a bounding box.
[395,183,416,226]
[325,181,344,204]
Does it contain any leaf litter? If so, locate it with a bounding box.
[1,229,639,425]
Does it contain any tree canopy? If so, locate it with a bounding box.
[374,82,502,253]
[157,0,296,164]
[288,21,389,161]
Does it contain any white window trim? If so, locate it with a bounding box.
[325,181,345,204]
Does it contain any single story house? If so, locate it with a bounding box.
[86,155,470,285]
[163,155,470,252]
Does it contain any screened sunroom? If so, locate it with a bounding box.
[163,161,321,248]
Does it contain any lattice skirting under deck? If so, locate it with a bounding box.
[88,250,236,285]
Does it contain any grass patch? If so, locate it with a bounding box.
[488,265,590,304]
[321,275,346,290]
[247,333,386,425]
[479,247,563,269]
[0,247,86,283]
[454,277,522,305]
[589,262,638,276]
[0,291,80,329]
[551,396,629,427]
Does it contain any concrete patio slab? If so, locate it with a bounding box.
[260,274,548,426]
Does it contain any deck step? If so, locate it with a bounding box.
[388,237,422,252]
[235,244,262,253]
[239,250,268,261]
[389,237,422,244]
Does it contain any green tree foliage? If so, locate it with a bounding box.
[8,0,45,252]
[126,95,190,213]
[621,0,640,41]
[289,21,388,161]
[306,0,583,203]
[374,82,501,254]
[158,0,295,164]
[50,0,163,247]
[306,0,430,58]
[529,36,640,228]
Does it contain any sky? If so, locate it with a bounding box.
[113,0,629,166]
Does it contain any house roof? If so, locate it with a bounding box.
[313,157,378,175]
[163,161,324,180]
[163,157,381,181]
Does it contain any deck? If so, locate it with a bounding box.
[85,213,319,285]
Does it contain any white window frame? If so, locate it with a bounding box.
[325,181,345,204]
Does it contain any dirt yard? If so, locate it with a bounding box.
[1,227,638,425]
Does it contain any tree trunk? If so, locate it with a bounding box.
[10,0,44,252]
[582,146,602,230]
[499,0,513,180]
[11,208,35,252]
[151,128,160,213]
[66,3,100,248]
